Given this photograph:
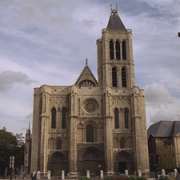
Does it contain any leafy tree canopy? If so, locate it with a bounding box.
[0,127,24,176]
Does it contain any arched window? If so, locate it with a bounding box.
[114,108,120,129]
[48,138,55,149]
[112,67,117,87]
[124,108,129,129]
[56,138,62,149]
[62,107,67,129]
[122,40,127,60]
[120,137,126,148]
[116,40,121,60]
[109,40,114,60]
[51,107,56,129]
[122,67,127,88]
[86,125,94,142]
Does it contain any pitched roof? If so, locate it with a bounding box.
[107,9,127,31]
[148,121,180,138]
[75,64,98,87]
[172,121,180,136]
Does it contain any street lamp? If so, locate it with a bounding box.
[9,156,15,180]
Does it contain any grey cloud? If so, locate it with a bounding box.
[0,71,34,91]
[145,83,174,106]
[0,0,179,132]
[145,83,180,125]
[95,0,172,18]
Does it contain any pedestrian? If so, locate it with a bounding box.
[34,171,37,180]
[176,168,180,180]
[31,172,33,180]
[31,171,36,180]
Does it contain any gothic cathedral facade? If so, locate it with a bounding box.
[31,10,149,176]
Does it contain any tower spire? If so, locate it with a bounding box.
[28,120,31,130]
[85,58,88,66]
[110,4,113,12]
[107,7,127,31]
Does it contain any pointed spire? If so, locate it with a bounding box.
[26,120,31,136]
[107,9,127,31]
[29,120,31,130]
[85,58,88,66]
[110,4,113,12]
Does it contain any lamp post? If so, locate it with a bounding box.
[9,156,15,180]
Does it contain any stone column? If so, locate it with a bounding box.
[128,31,135,88]
[40,91,49,173]
[120,41,122,60]
[40,104,45,171]
[41,115,49,172]
[69,89,78,177]
[31,89,41,172]
[104,91,114,175]
[131,88,149,175]
[69,117,78,176]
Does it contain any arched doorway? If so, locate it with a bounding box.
[78,147,105,176]
[47,152,68,176]
[117,151,133,174]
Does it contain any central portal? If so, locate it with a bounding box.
[118,162,127,174]
[78,147,105,176]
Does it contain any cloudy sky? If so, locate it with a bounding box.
[0,0,180,134]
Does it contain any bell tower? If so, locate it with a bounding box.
[97,9,149,175]
[97,9,135,89]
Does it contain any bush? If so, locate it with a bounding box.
[136,177,146,180]
[158,176,169,180]
[128,176,146,180]
[79,176,90,180]
[128,176,136,180]
[104,176,112,180]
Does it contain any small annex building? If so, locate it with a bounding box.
[148,121,180,171]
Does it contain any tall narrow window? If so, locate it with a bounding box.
[116,40,121,60]
[51,107,56,129]
[56,137,62,149]
[48,138,55,149]
[120,137,126,148]
[122,67,127,88]
[114,108,120,129]
[112,67,117,87]
[62,107,67,129]
[124,108,129,129]
[86,125,94,142]
[109,40,114,60]
[122,40,127,60]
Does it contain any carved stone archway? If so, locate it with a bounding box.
[78,147,105,176]
[116,151,133,174]
[47,152,68,176]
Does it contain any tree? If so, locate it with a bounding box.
[0,128,24,176]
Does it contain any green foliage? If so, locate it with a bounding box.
[0,128,17,146]
[104,176,112,180]
[0,128,24,176]
[79,176,90,180]
[128,176,146,180]
[159,176,169,180]
[128,176,136,180]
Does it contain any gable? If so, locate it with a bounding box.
[75,65,98,88]
[148,121,180,138]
